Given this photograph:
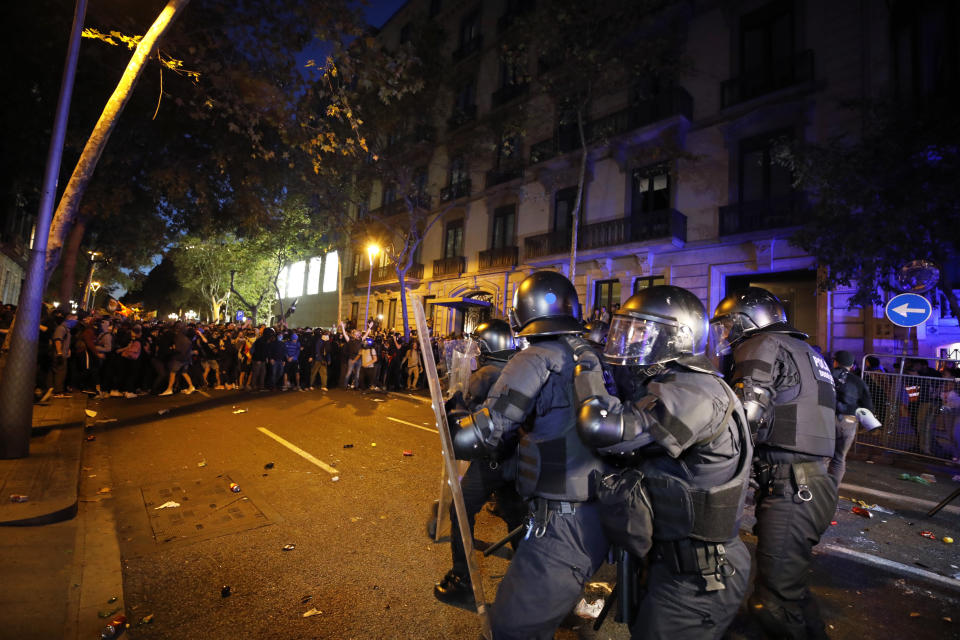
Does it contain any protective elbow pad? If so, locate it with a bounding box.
[574,362,610,406]
[577,397,624,448]
[452,408,495,460]
[737,383,773,432]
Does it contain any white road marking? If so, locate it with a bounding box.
[840,482,960,516]
[387,416,438,433]
[819,544,960,591]
[257,427,338,475]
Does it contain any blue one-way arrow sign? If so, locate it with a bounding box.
[885,293,932,327]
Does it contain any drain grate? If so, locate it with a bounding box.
[140,476,268,543]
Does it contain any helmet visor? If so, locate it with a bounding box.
[707,313,758,356]
[603,316,664,366]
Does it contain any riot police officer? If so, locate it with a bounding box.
[453,271,609,639]
[434,319,525,607]
[575,285,752,639]
[710,287,837,639]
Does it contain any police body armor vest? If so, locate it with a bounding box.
[516,337,606,501]
[733,332,835,457]
[640,373,752,543]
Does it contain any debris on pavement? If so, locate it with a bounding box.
[574,598,605,619]
[229,482,241,493]
[300,595,313,604]
[402,450,414,456]
[350,516,362,522]
[302,608,321,618]
[95,418,118,424]
[197,460,207,467]
[910,612,921,618]
[85,409,98,418]
[232,409,248,414]
[343,444,354,448]
[154,501,181,510]
[86,435,96,442]
[868,504,895,515]
[221,585,232,598]
[135,614,154,627]
[97,487,112,494]
[107,596,118,603]
[99,613,127,639]
[157,409,169,416]
[9,494,29,503]
[98,608,121,618]
[264,462,274,469]
[943,536,954,544]
[920,530,937,540]
[919,473,936,483]
[331,476,340,482]
[371,442,377,447]
[830,520,838,525]
[899,473,931,485]
[851,506,873,519]
[282,544,296,551]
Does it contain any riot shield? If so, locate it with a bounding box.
[412,297,492,639]
[448,338,480,399]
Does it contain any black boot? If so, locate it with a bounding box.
[433,570,475,608]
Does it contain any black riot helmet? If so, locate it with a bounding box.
[509,271,583,337]
[603,285,707,366]
[472,319,517,362]
[582,320,609,347]
[709,286,806,355]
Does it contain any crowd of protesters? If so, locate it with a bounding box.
[15,304,471,401]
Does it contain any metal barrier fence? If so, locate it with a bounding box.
[857,354,960,461]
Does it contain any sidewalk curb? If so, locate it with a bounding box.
[819,543,960,592]
[0,397,88,526]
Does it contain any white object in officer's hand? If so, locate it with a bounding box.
[855,407,881,431]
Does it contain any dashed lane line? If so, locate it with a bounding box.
[257,427,338,475]
[386,416,438,433]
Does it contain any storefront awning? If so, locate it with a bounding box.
[430,296,493,310]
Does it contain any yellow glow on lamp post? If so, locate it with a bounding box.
[365,244,379,327]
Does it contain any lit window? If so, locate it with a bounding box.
[276,265,289,300]
[287,261,306,298]
[307,257,323,295]
[323,251,339,292]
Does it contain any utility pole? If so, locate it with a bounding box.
[0,0,88,458]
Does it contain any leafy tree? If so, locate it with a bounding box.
[776,99,960,318]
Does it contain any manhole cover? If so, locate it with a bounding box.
[141,476,269,543]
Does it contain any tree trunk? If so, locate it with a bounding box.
[568,106,588,283]
[44,0,191,280]
[398,269,410,340]
[59,219,86,308]
[210,294,221,323]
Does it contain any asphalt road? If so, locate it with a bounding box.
[85,387,960,640]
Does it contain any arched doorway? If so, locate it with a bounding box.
[461,291,494,335]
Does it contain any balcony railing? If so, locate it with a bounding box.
[440,179,472,202]
[718,193,806,236]
[478,245,519,270]
[524,209,687,260]
[491,82,529,108]
[433,256,465,278]
[452,35,483,62]
[721,50,814,108]
[485,165,524,189]
[371,194,431,217]
[529,88,694,164]
[345,263,424,290]
[447,104,477,131]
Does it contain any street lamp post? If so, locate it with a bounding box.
[89,281,101,310]
[81,250,101,311]
[364,244,379,328]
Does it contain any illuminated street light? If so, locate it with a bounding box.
[167,313,179,321]
[365,244,379,328]
[89,281,101,310]
[82,250,102,311]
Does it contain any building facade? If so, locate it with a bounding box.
[282,0,959,361]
